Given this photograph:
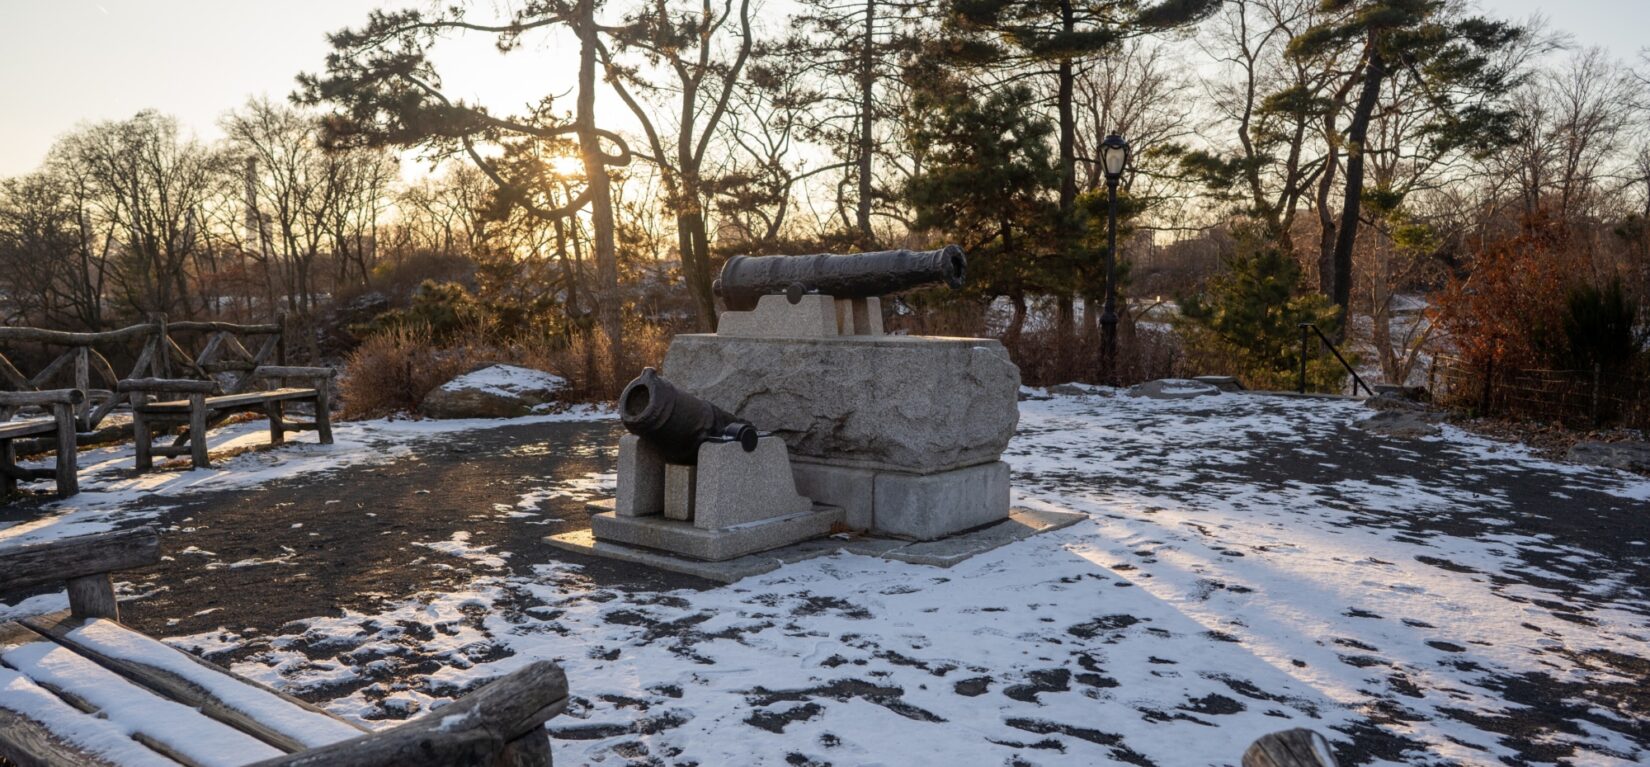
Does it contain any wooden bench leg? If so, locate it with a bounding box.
[133,411,153,471]
[1,438,16,497]
[188,393,209,469]
[53,402,79,498]
[265,400,285,446]
[496,728,552,767]
[314,389,334,445]
[67,573,119,620]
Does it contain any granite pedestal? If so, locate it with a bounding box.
[662,333,1021,540]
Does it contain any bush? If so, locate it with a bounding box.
[1563,278,1642,372]
[1177,237,1347,392]
[339,324,488,419]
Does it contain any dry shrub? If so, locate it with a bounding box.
[517,321,674,402]
[1000,314,1181,387]
[339,324,487,419]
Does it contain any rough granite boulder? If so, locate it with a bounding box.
[1566,440,1650,473]
[662,334,1020,474]
[1354,409,1444,438]
[420,364,567,419]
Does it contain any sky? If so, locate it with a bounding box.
[0,0,1646,178]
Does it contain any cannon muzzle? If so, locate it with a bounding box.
[621,367,757,464]
[714,245,966,311]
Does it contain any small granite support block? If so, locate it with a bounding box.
[692,437,814,529]
[834,297,882,336]
[588,505,844,561]
[873,461,1010,541]
[664,464,696,521]
[715,294,838,339]
[615,434,664,517]
[790,461,875,531]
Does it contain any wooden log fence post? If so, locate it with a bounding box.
[53,401,78,497]
[188,392,209,468]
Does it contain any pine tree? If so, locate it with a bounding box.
[1291,0,1524,319]
[1179,229,1347,391]
[943,0,1220,343]
[904,70,1058,344]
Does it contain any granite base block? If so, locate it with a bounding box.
[874,460,1010,540]
[548,507,1086,583]
[793,460,1010,540]
[587,502,843,561]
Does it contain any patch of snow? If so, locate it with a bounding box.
[438,364,566,398]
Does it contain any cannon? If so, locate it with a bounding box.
[620,367,757,465]
[713,245,967,312]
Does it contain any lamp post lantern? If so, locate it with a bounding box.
[1098,132,1130,386]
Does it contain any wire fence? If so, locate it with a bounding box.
[1431,355,1650,430]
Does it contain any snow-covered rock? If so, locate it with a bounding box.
[1126,378,1222,399]
[419,364,567,419]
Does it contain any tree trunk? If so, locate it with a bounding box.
[1331,40,1385,327]
[855,0,877,247]
[576,0,623,376]
[1055,0,1078,350]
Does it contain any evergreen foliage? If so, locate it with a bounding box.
[1179,232,1348,392]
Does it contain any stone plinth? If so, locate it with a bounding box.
[597,436,840,561]
[790,460,1010,540]
[663,334,1020,474]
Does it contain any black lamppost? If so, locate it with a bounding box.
[1098,132,1130,386]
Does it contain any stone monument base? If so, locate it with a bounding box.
[790,460,1009,540]
[587,500,843,561]
[547,506,1086,584]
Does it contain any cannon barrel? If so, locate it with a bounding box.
[714,245,966,311]
[620,367,757,464]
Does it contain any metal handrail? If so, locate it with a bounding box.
[1297,323,1373,397]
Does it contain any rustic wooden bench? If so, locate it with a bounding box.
[119,319,335,471]
[0,527,568,766]
[0,323,167,499]
[0,389,83,498]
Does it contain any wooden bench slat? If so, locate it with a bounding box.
[0,621,284,767]
[138,389,318,415]
[22,613,366,753]
[1,665,183,767]
[0,419,57,440]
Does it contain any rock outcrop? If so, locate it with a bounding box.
[420,364,567,419]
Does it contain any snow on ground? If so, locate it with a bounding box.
[8,391,1650,765]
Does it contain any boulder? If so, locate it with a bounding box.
[1127,378,1222,400]
[1354,409,1443,438]
[1365,393,1431,412]
[662,334,1020,474]
[1193,375,1245,392]
[1373,383,1429,402]
[420,364,567,419]
[1566,440,1650,473]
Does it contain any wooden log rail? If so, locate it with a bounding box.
[0,323,158,433]
[0,526,159,621]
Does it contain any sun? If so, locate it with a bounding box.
[547,155,584,179]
